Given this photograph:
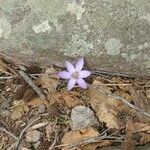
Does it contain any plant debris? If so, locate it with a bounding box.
[0,57,150,150]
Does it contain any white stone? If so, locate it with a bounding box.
[26,130,41,142]
[105,38,122,55]
[70,105,99,130]
[32,20,52,33]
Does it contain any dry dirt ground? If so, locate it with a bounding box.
[0,54,150,150]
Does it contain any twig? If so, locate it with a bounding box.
[18,70,46,100]
[15,116,41,149]
[0,126,18,140]
[92,85,150,118]
[92,70,150,80]
[8,116,41,150]
[49,119,58,150]
[56,134,123,148]
[95,83,132,86]
[0,76,17,80]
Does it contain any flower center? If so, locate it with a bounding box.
[71,71,79,79]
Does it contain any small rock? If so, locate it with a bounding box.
[26,130,42,142]
[70,105,99,130]
[37,104,46,114]
[34,141,41,149]
[1,109,10,117]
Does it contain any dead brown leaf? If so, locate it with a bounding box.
[40,75,59,92]
[129,87,150,123]
[126,121,150,145]
[81,140,112,150]
[54,91,83,108]
[61,127,99,150]
[11,100,29,120]
[127,122,150,133]
[27,98,48,108]
[140,132,150,145]
[90,80,126,129]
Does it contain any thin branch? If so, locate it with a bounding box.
[56,134,123,148]
[18,70,46,100]
[8,116,41,150]
[0,76,16,80]
[0,126,18,140]
[92,85,150,118]
[49,119,58,150]
[15,116,41,149]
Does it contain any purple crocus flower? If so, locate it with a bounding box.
[58,58,91,90]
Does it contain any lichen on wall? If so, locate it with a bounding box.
[0,0,150,76]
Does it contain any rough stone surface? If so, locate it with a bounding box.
[26,130,41,143]
[70,105,99,130]
[0,0,150,77]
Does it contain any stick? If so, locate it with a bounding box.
[18,70,46,100]
[56,134,123,148]
[8,116,41,150]
[15,116,41,149]
[0,126,18,140]
[92,85,150,118]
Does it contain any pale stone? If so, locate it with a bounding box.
[70,105,99,130]
[26,130,41,143]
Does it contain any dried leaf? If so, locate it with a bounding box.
[127,122,150,133]
[27,98,48,108]
[54,91,83,108]
[122,134,136,150]
[140,132,150,145]
[90,80,136,129]
[129,87,150,123]
[81,140,111,150]
[90,81,122,128]
[11,100,29,120]
[40,75,59,93]
[61,128,99,150]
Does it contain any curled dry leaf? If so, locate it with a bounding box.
[90,81,121,129]
[61,127,99,150]
[127,122,150,133]
[39,68,59,103]
[11,100,29,120]
[61,127,112,150]
[126,121,150,145]
[90,80,134,129]
[140,132,150,145]
[27,98,48,108]
[54,91,83,108]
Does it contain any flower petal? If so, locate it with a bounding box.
[65,61,75,73]
[77,78,87,89]
[58,71,71,79]
[67,78,76,90]
[79,70,91,78]
[75,58,84,72]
